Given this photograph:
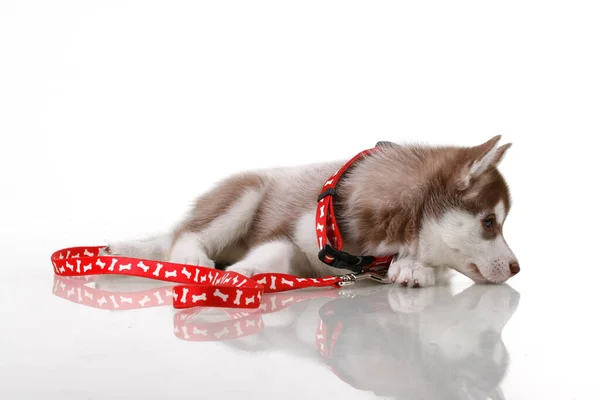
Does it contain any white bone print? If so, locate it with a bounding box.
[182,326,190,340]
[118,263,132,271]
[165,270,177,278]
[120,297,133,304]
[193,328,207,336]
[109,295,119,308]
[245,296,255,305]
[66,262,74,272]
[213,289,229,302]
[137,261,150,273]
[66,288,75,298]
[233,290,243,306]
[270,276,277,290]
[256,277,267,285]
[234,321,243,336]
[76,260,81,273]
[281,278,294,287]
[237,279,247,287]
[84,290,93,300]
[97,296,107,306]
[325,179,333,185]
[297,278,307,282]
[58,266,65,274]
[214,328,229,339]
[182,267,192,280]
[153,291,164,305]
[108,259,118,271]
[200,274,207,283]
[320,205,325,218]
[96,259,106,269]
[77,288,83,303]
[152,263,164,277]
[317,223,324,232]
[282,296,294,306]
[83,263,92,272]
[139,296,151,307]
[84,249,94,257]
[192,293,207,303]
[193,268,200,282]
[180,288,189,304]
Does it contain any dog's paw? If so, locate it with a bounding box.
[225,263,256,278]
[99,241,132,257]
[387,286,437,313]
[169,251,215,268]
[169,235,215,268]
[387,258,435,288]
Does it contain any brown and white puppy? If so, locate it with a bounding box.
[102,135,519,287]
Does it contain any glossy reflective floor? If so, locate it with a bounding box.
[2,245,596,399]
[3,1,599,398]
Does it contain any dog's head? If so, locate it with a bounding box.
[420,135,519,284]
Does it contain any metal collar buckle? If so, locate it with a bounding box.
[336,266,392,286]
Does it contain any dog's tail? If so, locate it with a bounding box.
[100,234,173,261]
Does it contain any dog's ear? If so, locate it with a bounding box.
[456,135,512,190]
[375,140,397,147]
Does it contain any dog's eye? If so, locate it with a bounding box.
[483,216,495,229]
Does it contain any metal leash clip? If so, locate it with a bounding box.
[336,265,392,286]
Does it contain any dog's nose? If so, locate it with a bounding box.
[509,261,520,275]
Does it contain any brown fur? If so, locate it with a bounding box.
[334,136,511,256]
[172,172,266,241]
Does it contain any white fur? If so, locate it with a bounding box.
[418,201,517,284]
[470,141,500,177]
[226,239,297,277]
[387,258,435,288]
[495,202,506,225]
[195,189,263,256]
[168,231,215,267]
[100,234,172,261]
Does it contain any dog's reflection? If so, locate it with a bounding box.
[53,275,519,399]
[222,283,520,400]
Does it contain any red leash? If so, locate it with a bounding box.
[51,246,344,309]
[49,145,397,311]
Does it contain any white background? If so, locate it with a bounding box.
[1,1,599,399]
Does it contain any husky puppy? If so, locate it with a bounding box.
[102,135,519,287]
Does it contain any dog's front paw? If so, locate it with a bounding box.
[387,258,435,288]
[169,250,215,268]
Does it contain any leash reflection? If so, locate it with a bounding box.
[52,274,519,399]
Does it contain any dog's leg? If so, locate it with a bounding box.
[100,234,172,261]
[225,238,298,277]
[169,188,264,268]
[387,257,436,288]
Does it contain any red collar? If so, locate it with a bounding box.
[315,145,396,274]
